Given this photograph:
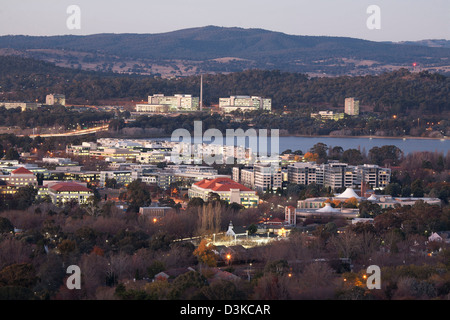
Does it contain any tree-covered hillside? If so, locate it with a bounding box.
[0,55,448,117]
[1,26,449,75]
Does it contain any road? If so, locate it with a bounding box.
[25,124,109,138]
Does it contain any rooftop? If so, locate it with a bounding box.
[49,182,92,193]
[194,177,253,192]
[11,167,34,175]
[335,187,361,199]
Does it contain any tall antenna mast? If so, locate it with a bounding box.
[200,74,203,111]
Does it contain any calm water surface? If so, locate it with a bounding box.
[154,136,450,155]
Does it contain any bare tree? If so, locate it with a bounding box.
[79,252,108,299]
[197,202,222,236]
[109,252,134,281]
[252,273,292,300]
[299,262,335,288]
[0,237,33,269]
[328,231,360,260]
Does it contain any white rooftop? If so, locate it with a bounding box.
[316,203,341,213]
[367,194,378,201]
[335,187,361,199]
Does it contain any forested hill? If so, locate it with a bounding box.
[0,26,449,76]
[0,55,448,116]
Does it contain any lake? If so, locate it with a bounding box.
[276,136,450,155]
[160,135,450,155]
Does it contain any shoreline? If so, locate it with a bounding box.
[104,132,449,141]
[281,134,449,141]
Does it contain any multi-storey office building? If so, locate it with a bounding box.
[253,164,282,192]
[219,96,271,113]
[149,94,199,111]
[287,162,390,190]
[233,164,282,192]
[100,171,134,187]
[323,163,348,189]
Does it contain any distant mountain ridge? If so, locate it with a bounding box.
[0,26,449,76]
[396,39,450,48]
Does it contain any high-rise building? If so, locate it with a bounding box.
[344,97,359,115]
[46,94,66,106]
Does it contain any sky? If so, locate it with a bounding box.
[0,0,448,42]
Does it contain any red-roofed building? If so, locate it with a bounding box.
[38,181,93,205]
[0,166,38,187]
[188,177,258,208]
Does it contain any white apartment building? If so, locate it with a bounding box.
[219,96,271,113]
[287,162,390,190]
[233,164,282,192]
[344,97,360,116]
[148,94,199,111]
